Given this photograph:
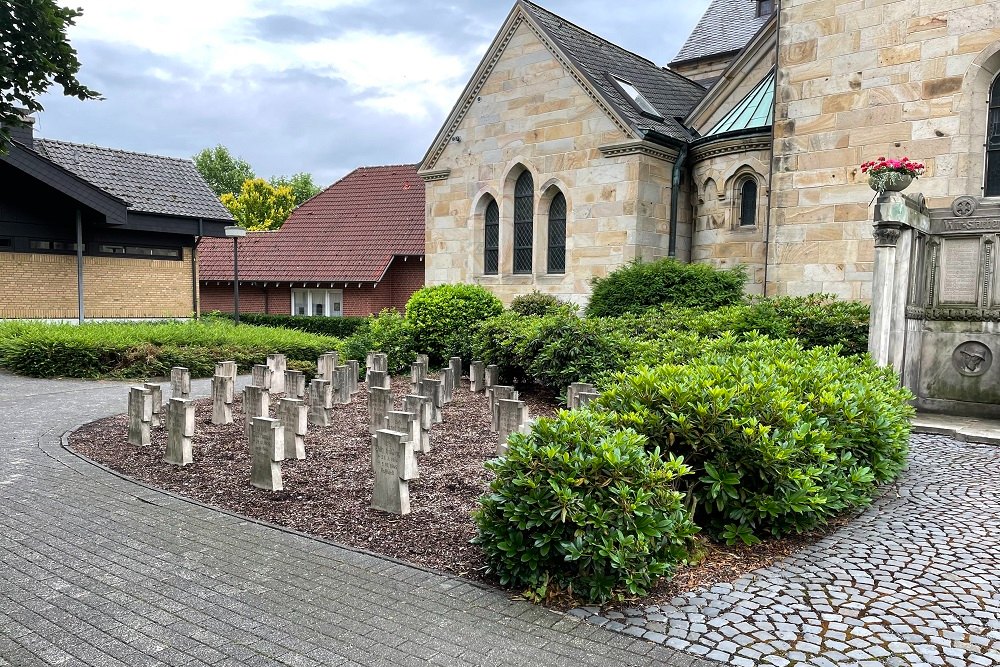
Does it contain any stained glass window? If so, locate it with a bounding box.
[548,193,566,274]
[987,75,1000,197]
[513,172,533,274]
[484,199,499,275]
[739,179,758,227]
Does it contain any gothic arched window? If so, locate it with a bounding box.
[739,178,758,226]
[513,171,533,274]
[484,198,499,275]
[986,74,1000,197]
[547,192,566,274]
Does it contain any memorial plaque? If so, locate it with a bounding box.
[939,237,981,304]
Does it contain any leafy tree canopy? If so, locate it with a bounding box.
[1,0,100,152]
[221,178,296,231]
[270,172,322,206]
[193,145,256,198]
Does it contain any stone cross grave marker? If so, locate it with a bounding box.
[347,360,360,394]
[365,351,375,376]
[366,351,387,384]
[164,397,195,466]
[489,386,518,432]
[279,398,307,460]
[404,394,431,453]
[386,411,420,480]
[318,351,338,384]
[415,353,429,367]
[371,429,410,515]
[170,367,191,399]
[128,386,152,446]
[244,385,270,438]
[410,361,426,393]
[450,357,462,391]
[215,360,237,381]
[419,378,443,424]
[307,379,331,427]
[485,364,499,388]
[332,366,351,405]
[284,370,306,400]
[576,391,599,408]
[211,374,234,425]
[267,354,287,393]
[144,383,163,428]
[441,365,454,404]
[251,364,272,392]
[368,386,393,435]
[497,398,529,456]
[470,361,486,393]
[250,417,284,491]
[367,370,389,390]
[567,382,596,409]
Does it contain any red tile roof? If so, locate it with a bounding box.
[198,164,424,284]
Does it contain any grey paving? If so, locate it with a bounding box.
[0,372,718,667]
[574,434,1000,666]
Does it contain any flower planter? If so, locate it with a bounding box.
[869,173,913,192]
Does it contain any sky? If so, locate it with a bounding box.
[35,0,713,187]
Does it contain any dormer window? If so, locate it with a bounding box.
[610,75,663,120]
[756,0,776,17]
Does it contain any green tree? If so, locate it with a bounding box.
[221,178,296,231]
[270,172,322,206]
[193,145,255,198]
[1,0,100,152]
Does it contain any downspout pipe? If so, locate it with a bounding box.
[76,209,84,324]
[668,142,689,258]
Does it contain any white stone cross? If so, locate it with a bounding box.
[244,385,270,438]
[164,397,194,466]
[250,417,284,491]
[404,394,431,454]
[307,379,331,427]
[386,410,420,481]
[212,374,234,425]
[128,386,152,446]
[267,354,287,393]
[170,367,191,399]
[284,370,306,400]
[279,398,307,460]
[470,361,485,393]
[371,429,410,515]
[497,398,529,456]
[368,386,393,435]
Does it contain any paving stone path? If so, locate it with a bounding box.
[0,373,719,667]
[571,434,1000,667]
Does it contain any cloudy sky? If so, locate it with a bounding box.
[36,0,712,187]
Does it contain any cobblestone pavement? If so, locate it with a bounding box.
[571,434,1000,667]
[0,372,721,667]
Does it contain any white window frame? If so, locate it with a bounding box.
[291,289,344,317]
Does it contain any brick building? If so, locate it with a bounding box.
[0,119,231,320]
[199,165,425,317]
[420,0,1000,303]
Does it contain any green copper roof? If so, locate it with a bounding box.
[705,68,774,136]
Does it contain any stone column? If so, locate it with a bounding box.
[419,378,443,424]
[279,398,307,460]
[212,374,234,425]
[470,361,485,393]
[870,223,901,368]
[386,411,420,481]
[371,429,410,515]
[347,360,360,394]
[307,379,331,427]
[128,386,152,446]
[485,365,499,388]
[489,385,517,432]
[244,385,270,438]
[164,397,194,466]
[368,386,393,435]
[250,417,284,491]
[143,383,163,428]
[170,367,191,399]
[267,354,287,393]
[404,394,431,453]
[497,398,529,456]
[251,364,272,391]
[284,370,306,400]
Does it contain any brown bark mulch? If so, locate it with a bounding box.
[68,376,835,605]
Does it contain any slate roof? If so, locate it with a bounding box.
[671,0,773,65]
[520,0,707,143]
[34,139,232,221]
[198,165,423,284]
[704,68,775,136]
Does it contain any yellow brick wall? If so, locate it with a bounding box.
[0,248,195,319]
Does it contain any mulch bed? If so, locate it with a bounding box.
[69,376,836,605]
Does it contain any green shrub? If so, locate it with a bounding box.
[405,284,503,365]
[0,320,338,379]
[473,410,697,602]
[338,310,416,375]
[586,259,746,317]
[509,291,571,317]
[211,312,367,338]
[594,335,912,545]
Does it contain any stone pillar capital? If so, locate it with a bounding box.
[873,223,902,248]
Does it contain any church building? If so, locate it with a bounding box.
[419,0,1000,303]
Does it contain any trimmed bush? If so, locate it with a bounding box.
[405,284,503,365]
[212,312,367,338]
[594,335,913,545]
[338,310,416,375]
[0,320,338,379]
[473,410,697,602]
[586,259,746,317]
[509,291,571,317]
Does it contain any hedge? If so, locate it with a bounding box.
[212,312,367,338]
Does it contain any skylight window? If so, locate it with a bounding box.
[611,76,662,118]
